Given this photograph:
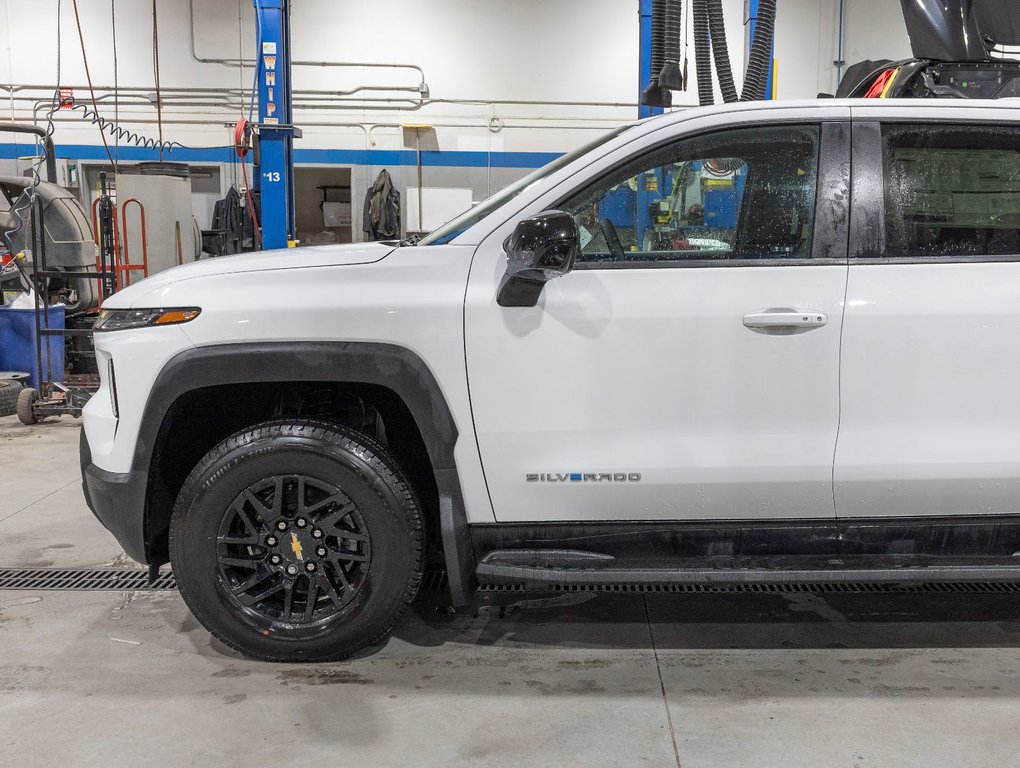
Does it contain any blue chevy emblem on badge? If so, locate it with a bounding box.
[570,473,582,482]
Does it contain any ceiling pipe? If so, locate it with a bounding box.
[4,84,637,110]
[187,0,430,98]
[26,112,624,133]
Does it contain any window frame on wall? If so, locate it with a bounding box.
[550,121,850,270]
[850,120,1020,265]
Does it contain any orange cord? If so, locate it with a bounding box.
[71,0,116,168]
[864,68,897,98]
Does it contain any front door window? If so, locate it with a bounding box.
[558,125,820,267]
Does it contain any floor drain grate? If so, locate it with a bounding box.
[0,568,177,591]
[477,581,1020,595]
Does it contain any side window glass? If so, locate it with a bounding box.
[882,124,1020,259]
[560,125,819,266]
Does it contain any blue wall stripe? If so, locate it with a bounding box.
[0,142,561,169]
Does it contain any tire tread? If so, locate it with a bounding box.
[169,418,424,662]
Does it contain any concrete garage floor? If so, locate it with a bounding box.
[3,416,1020,767]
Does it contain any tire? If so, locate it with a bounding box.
[16,387,39,425]
[0,379,23,417]
[169,419,424,662]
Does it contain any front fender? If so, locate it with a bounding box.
[134,341,475,604]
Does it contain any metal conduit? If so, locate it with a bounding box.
[2,84,638,110]
[188,0,427,91]
[27,101,626,132]
[33,116,628,132]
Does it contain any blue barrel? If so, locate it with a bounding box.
[0,304,65,389]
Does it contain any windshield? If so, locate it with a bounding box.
[418,125,632,246]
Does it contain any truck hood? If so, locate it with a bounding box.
[901,0,1020,60]
[104,242,395,309]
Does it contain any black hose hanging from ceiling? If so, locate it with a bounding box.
[658,0,683,91]
[741,0,777,101]
[650,0,665,78]
[692,0,714,106]
[707,0,738,103]
[641,0,671,108]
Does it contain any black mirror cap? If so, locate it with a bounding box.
[505,210,579,282]
[498,210,579,308]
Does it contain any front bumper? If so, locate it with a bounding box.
[79,429,149,564]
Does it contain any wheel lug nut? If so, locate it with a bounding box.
[266,536,277,546]
[296,518,307,528]
[270,554,281,565]
[316,547,327,558]
[306,562,317,572]
[286,565,298,575]
[276,521,287,531]
[312,529,323,539]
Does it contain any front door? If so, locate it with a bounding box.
[465,121,851,522]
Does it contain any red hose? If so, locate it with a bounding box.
[234,118,261,248]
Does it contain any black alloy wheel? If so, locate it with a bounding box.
[216,474,372,627]
[170,420,424,662]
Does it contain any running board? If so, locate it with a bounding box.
[475,549,1020,587]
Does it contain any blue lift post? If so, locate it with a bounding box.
[745,0,775,99]
[253,0,300,249]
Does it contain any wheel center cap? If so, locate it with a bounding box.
[280,529,317,565]
[288,532,305,562]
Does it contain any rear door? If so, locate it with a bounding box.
[836,108,1020,518]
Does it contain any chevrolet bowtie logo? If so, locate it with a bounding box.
[290,532,304,561]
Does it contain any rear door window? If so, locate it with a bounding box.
[882,124,1020,259]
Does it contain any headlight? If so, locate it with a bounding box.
[94,307,201,331]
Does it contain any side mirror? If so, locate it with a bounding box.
[497,210,579,307]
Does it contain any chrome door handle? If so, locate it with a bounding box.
[743,309,828,333]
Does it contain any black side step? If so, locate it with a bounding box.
[475,549,1020,588]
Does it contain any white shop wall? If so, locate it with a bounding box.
[0,0,912,238]
[842,0,912,72]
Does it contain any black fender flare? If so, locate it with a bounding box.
[136,341,475,605]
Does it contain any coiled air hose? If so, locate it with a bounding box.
[692,0,714,106]
[65,101,184,153]
[741,0,777,101]
[707,0,738,103]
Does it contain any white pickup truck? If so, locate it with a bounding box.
[81,98,1020,661]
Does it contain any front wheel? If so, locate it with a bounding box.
[169,420,424,662]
